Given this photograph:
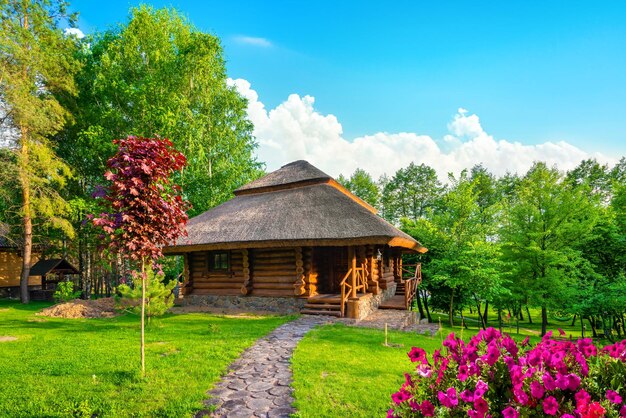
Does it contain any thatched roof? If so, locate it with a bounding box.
[166,161,426,253]
[29,259,79,276]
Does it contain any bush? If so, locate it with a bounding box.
[53,281,81,303]
[116,267,175,318]
[389,328,626,417]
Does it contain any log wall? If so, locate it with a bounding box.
[0,250,41,288]
[250,248,299,297]
[189,250,245,296]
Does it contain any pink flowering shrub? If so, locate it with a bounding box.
[389,328,626,417]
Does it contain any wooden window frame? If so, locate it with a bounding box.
[208,251,230,272]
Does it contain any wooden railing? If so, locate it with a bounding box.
[339,266,367,317]
[401,263,422,310]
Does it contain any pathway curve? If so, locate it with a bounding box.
[196,315,334,418]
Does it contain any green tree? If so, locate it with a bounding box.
[59,5,262,216]
[0,0,79,302]
[341,168,380,208]
[383,163,443,223]
[501,162,599,336]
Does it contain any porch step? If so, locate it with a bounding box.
[301,309,342,317]
[303,293,343,317]
[307,294,342,304]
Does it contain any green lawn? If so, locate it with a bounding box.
[0,300,292,417]
[291,309,591,418]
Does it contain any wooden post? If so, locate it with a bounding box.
[240,249,252,295]
[350,246,357,298]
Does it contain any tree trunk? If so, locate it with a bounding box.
[483,301,489,328]
[421,290,432,323]
[141,258,146,377]
[526,306,532,324]
[541,305,548,336]
[571,314,577,327]
[415,288,425,319]
[498,308,502,332]
[449,288,455,327]
[18,126,32,304]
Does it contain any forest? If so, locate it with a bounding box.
[2,2,625,339]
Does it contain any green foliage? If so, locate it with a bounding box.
[117,267,176,318]
[340,168,380,207]
[59,5,262,216]
[53,281,81,303]
[0,0,79,248]
[0,300,291,417]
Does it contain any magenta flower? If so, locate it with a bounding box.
[619,404,626,417]
[474,397,488,414]
[502,406,519,418]
[474,380,488,398]
[460,389,475,403]
[391,388,412,405]
[420,400,435,416]
[543,372,556,391]
[408,400,421,412]
[558,328,566,336]
[543,396,559,415]
[566,373,580,391]
[530,380,545,399]
[437,387,458,408]
[514,388,529,405]
[521,336,530,347]
[457,364,469,381]
[387,409,396,418]
[606,389,623,404]
[408,347,428,364]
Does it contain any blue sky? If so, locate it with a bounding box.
[72,0,626,176]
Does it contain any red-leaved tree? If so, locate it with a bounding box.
[93,136,189,376]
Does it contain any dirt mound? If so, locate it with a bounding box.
[37,298,117,319]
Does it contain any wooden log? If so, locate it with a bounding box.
[253,252,295,259]
[294,247,306,296]
[253,283,296,290]
[251,289,294,297]
[252,270,296,277]
[241,249,252,295]
[194,282,241,289]
[249,257,295,265]
[252,264,296,271]
[252,276,296,284]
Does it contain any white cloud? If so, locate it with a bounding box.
[233,36,272,48]
[229,78,616,180]
[64,27,85,39]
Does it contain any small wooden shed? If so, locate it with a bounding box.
[28,259,79,300]
[0,228,41,296]
[165,160,427,318]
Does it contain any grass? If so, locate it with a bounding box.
[291,307,598,417]
[0,300,292,417]
[291,323,445,417]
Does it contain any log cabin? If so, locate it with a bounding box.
[0,228,41,298]
[164,160,427,319]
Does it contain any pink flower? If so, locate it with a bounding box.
[420,400,435,416]
[387,409,396,418]
[543,372,556,391]
[417,363,432,377]
[438,387,458,408]
[408,347,428,364]
[543,396,559,415]
[558,328,566,336]
[575,389,591,412]
[619,404,626,417]
[521,336,530,347]
[502,406,519,418]
[530,380,545,399]
[458,364,469,381]
[514,388,529,405]
[409,400,421,412]
[606,389,623,404]
[474,397,488,414]
[391,388,412,405]
[567,373,581,391]
[474,380,489,398]
[460,389,475,403]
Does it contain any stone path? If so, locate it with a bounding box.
[196,316,335,418]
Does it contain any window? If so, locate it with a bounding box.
[209,251,230,271]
